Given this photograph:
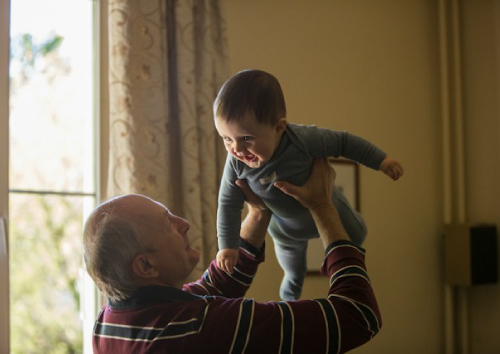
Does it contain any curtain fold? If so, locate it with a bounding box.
[107,0,228,277]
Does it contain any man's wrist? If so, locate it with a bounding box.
[240,208,271,249]
[239,238,265,257]
[310,204,350,248]
[247,207,271,220]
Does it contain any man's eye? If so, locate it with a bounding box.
[223,136,232,142]
[242,136,253,141]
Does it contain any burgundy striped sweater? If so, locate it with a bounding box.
[93,239,381,354]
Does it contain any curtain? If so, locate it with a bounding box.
[107,0,228,277]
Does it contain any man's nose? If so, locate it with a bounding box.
[179,218,190,233]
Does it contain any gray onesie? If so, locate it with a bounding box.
[217,123,386,300]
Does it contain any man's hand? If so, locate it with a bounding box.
[216,248,239,274]
[379,156,404,181]
[235,179,268,212]
[274,158,349,247]
[274,158,335,211]
[236,179,271,249]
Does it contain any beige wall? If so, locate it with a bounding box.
[462,2,500,354]
[224,1,500,353]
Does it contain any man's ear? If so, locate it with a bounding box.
[132,254,159,279]
[275,117,287,134]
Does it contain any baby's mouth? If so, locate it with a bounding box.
[241,154,256,163]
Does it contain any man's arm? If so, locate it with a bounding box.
[236,179,271,249]
[182,159,381,353]
[184,179,271,298]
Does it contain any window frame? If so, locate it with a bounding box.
[0,0,108,352]
[0,0,11,352]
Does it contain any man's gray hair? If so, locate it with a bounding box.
[83,207,144,302]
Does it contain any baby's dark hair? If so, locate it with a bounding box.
[214,69,286,125]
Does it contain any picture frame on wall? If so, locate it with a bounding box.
[306,158,360,274]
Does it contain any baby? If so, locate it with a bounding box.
[214,69,403,300]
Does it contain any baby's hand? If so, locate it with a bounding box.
[216,248,239,273]
[379,156,404,181]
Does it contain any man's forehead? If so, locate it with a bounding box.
[105,194,166,217]
[108,195,171,232]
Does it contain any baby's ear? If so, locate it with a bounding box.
[275,117,288,133]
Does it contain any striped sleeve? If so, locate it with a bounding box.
[184,240,380,354]
[194,241,381,354]
[330,264,370,286]
[329,293,381,337]
[315,298,341,354]
[323,241,382,351]
[183,239,264,297]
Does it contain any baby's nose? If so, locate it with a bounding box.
[233,141,245,153]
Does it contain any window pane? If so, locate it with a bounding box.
[9,0,94,193]
[9,194,94,354]
[8,1,97,353]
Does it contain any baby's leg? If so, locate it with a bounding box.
[273,239,308,301]
[333,185,367,246]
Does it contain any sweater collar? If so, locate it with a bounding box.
[109,285,200,310]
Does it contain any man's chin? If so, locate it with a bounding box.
[188,248,201,265]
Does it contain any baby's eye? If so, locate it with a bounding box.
[242,136,253,141]
[223,136,232,142]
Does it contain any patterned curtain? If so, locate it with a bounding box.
[107,0,228,278]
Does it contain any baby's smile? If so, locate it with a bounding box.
[240,153,256,163]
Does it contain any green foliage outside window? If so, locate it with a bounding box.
[10,196,83,354]
[10,33,84,354]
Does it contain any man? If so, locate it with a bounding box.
[84,159,381,353]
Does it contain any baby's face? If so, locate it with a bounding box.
[215,112,286,168]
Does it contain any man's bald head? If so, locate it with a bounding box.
[83,194,199,301]
[83,195,153,301]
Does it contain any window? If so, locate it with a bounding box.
[1,0,101,353]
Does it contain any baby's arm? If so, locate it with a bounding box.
[304,127,403,180]
[216,248,239,273]
[379,156,404,181]
[217,156,246,272]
